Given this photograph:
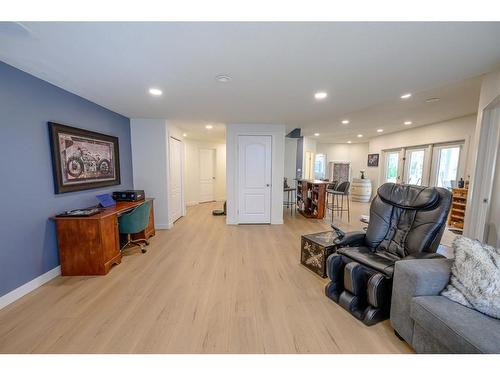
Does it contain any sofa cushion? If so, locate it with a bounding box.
[338,247,399,277]
[410,295,500,353]
[441,236,500,319]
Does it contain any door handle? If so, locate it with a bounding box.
[266,184,270,187]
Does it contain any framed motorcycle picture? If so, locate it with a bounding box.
[48,122,121,194]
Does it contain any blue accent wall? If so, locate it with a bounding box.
[0,61,133,297]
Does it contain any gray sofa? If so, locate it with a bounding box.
[390,259,500,353]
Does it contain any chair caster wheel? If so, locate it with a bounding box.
[145,240,150,246]
[141,248,147,254]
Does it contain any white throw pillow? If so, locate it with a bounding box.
[441,236,500,319]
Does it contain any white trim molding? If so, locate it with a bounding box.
[0,266,61,310]
[155,223,172,230]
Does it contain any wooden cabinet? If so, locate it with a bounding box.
[52,199,155,276]
[297,179,328,219]
[447,188,468,232]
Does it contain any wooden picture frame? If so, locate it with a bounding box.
[48,122,121,194]
[367,153,379,167]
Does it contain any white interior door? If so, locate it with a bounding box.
[238,135,272,224]
[169,137,183,223]
[199,148,215,202]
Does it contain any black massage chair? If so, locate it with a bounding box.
[325,183,452,326]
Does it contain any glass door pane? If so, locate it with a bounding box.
[436,146,461,188]
[405,149,425,185]
[313,154,326,180]
[385,152,400,183]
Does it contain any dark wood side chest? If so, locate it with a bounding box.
[300,231,338,278]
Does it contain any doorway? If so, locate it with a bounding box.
[304,151,314,180]
[237,135,272,224]
[199,148,215,203]
[169,136,184,224]
[465,103,500,243]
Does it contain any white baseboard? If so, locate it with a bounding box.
[155,223,171,230]
[0,265,61,311]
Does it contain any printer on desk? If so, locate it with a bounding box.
[112,190,145,202]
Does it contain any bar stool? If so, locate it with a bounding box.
[283,177,296,215]
[326,181,351,222]
[325,180,338,218]
[283,187,296,215]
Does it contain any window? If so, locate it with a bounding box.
[385,152,399,183]
[405,149,425,185]
[435,146,461,189]
[313,154,326,180]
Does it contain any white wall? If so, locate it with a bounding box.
[284,138,298,183]
[368,115,477,188]
[488,137,500,247]
[184,140,226,205]
[167,124,187,222]
[464,69,500,244]
[302,136,317,178]
[130,119,186,229]
[316,142,369,181]
[226,124,286,225]
[130,119,170,229]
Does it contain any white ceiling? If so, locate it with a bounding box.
[1,22,499,143]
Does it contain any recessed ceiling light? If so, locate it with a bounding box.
[149,88,162,96]
[425,97,440,103]
[314,91,328,100]
[314,133,320,137]
[404,121,413,125]
[400,93,412,99]
[377,129,384,133]
[215,75,231,83]
[347,141,352,144]
[182,133,187,137]
[205,124,213,129]
[357,134,363,138]
[341,119,350,125]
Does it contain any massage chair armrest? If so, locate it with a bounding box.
[334,231,366,248]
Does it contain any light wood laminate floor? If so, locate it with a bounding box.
[0,201,413,353]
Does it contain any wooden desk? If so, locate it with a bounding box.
[52,199,155,276]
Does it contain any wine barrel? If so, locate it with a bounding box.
[351,178,372,203]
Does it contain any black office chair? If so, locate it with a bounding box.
[325,183,452,326]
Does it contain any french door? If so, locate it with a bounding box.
[383,143,463,188]
[430,143,463,189]
[403,147,430,186]
[383,149,404,183]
